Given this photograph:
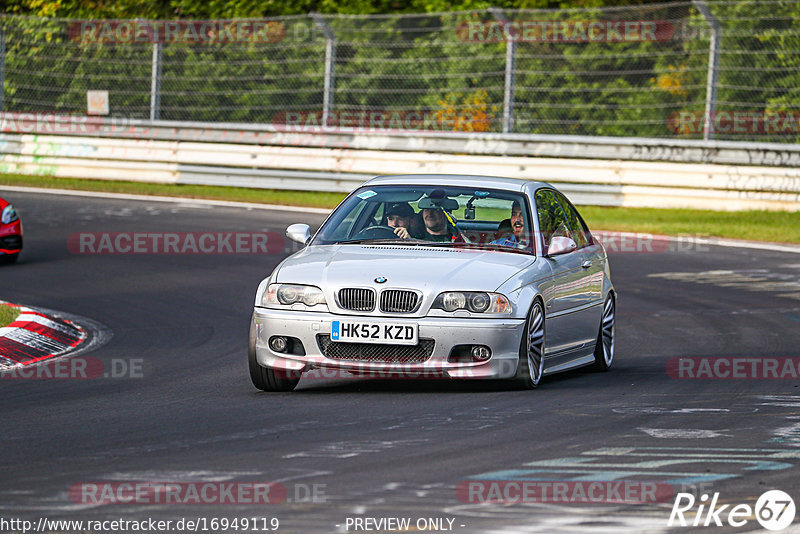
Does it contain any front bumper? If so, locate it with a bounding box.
[0,225,22,255]
[252,307,525,379]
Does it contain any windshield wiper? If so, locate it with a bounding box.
[332,238,421,245]
[422,242,533,255]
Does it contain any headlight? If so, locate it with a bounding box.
[261,284,327,309]
[1,205,19,225]
[432,292,511,314]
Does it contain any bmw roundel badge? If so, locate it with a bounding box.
[375,277,387,283]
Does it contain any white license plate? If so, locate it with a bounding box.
[331,320,418,345]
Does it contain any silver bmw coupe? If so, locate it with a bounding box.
[249,174,615,391]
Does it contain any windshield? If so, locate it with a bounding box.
[313,185,534,253]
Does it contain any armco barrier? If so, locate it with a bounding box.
[1,116,799,210]
[6,115,800,166]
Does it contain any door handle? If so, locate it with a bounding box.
[581,260,592,269]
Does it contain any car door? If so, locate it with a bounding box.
[555,191,605,307]
[535,189,597,370]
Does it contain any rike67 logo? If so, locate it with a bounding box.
[669,490,796,531]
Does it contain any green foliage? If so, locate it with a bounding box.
[1,1,799,141]
[3,0,687,18]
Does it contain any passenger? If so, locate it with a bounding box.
[491,201,527,248]
[385,202,415,239]
[418,207,455,242]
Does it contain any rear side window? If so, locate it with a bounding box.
[555,192,590,249]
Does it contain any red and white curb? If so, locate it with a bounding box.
[0,302,87,370]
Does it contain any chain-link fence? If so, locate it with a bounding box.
[2,0,799,142]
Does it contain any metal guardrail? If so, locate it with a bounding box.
[4,114,800,166]
[1,122,799,211]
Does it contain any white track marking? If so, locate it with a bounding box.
[638,428,730,439]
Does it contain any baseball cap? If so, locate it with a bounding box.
[386,202,414,217]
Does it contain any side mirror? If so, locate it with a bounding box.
[547,236,577,256]
[286,223,311,246]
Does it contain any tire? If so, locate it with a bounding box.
[0,253,18,264]
[593,293,615,371]
[248,317,300,392]
[514,300,546,389]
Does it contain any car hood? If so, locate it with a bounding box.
[275,244,535,293]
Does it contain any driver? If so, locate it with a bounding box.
[385,202,415,239]
[491,201,527,248]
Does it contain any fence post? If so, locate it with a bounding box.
[150,41,162,121]
[489,7,516,134]
[693,0,721,141]
[0,27,5,112]
[311,13,336,128]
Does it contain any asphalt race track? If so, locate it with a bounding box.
[2,190,800,533]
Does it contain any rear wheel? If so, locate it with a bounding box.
[514,300,545,389]
[0,253,18,264]
[593,294,615,371]
[248,318,300,392]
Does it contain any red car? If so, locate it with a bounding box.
[0,197,22,263]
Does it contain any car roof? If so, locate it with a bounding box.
[364,174,551,193]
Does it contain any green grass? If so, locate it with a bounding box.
[0,173,347,209]
[0,303,20,328]
[2,173,799,244]
[579,206,800,244]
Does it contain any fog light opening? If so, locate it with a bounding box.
[270,336,288,353]
[471,345,491,362]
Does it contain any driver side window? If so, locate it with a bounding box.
[535,189,572,251]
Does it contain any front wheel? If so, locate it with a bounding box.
[514,300,546,389]
[593,294,615,371]
[248,318,300,392]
